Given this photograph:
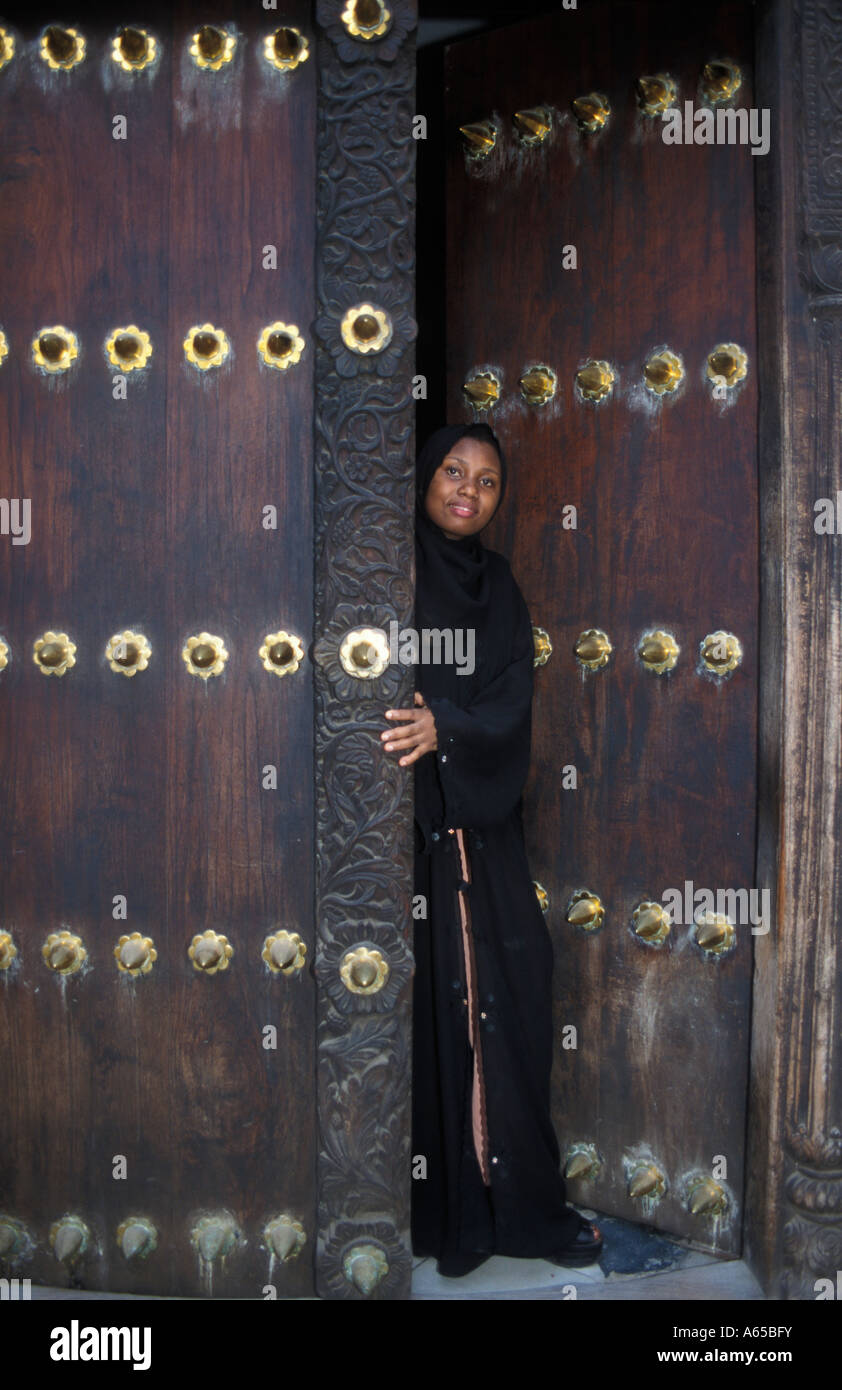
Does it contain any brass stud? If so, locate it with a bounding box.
[0,1216,27,1257]
[50,1215,90,1264]
[339,304,392,355]
[628,1162,666,1201]
[462,371,500,410]
[631,900,672,946]
[40,26,85,70]
[42,931,86,974]
[32,327,79,374]
[260,630,305,676]
[706,342,748,391]
[512,106,552,145]
[575,628,612,670]
[520,365,557,405]
[341,0,392,42]
[117,1216,158,1260]
[343,1241,389,1294]
[700,630,742,675]
[191,26,236,70]
[533,882,549,914]
[264,26,310,70]
[33,631,76,675]
[700,58,742,106]
[687,1176,728,1216]
[533,626,552,667]
[0,932,18,970]
[694,911,736,957]
[258,322,305,370]
[114,933,157,976]
[183,324,230,371]
[635,74,677,116]
[571,92,611,132]
[576,359,614,402]
[566,890,605,933]
[182,632,228,680]
[106,630,151,676]
[643,349,684,395]
[105,327,152,372]
[0,331,8,366]
[191,1214,239,1263]
[565,1144,601,1181]
[459,120,497,159]
[340,946,389,995]
[638,629,679,673]
[264,1215,306,1262]
[338,627,390,680]
[262,931,307,975]
[189,929,233,974]
[112,27,156,72]
[0,28,15,72]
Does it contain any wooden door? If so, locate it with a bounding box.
[444,0,757,1252]
[0,0,416,1300]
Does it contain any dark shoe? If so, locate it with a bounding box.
[547,1213,603,1268]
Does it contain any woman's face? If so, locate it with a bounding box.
[424,437,502,539]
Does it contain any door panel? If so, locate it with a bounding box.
[0,1,316,1297]
[444,0,757,1250]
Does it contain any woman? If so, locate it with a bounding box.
[380,423,604,1278]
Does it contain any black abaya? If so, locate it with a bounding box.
[410,426,581,1276]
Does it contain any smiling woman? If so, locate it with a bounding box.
[379,423,603,1277]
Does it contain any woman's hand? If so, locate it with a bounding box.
[381,691,438,767]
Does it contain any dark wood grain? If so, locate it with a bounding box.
[444,0,757,1250]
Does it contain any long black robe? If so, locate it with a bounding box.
[411,494,581,1276]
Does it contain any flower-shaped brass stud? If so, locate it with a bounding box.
[575,628,612,670]
[0,932,18,970]
[0,28,15,71]
[643,349,684,395]
[700,630,743,675]
[105,327,152,372]
[459,119,498,159]
[638,629,679,674]
[117,1217,158,1261]
[533,626,552,667]
[0,637,9,671]
[520,365,557,406]
[700,58,741,106]
[340,946,389,995]
[340,304,393,356]
[706,343,748,391]
[189,929,233,974]
[686,1175,729,1217]
[191,1213,240,1262]
[111,27,157,72]
[564,1144,602,1181]
[340,0,391,42]
[114,933,157,976]
[513,106,552,145]
[42,930,87,975]
[33,631,76,676]
[343,1242,389,1295]
[258,323,305,371]
[627,1162,667,1201]
[182,632,228,680]
[338,627,390,680]
[264,26,309,70]
[635,74,677,116]
[694,911,736,957]
[264,1215,306,1262]
[533,882,549,914]
[32,327,78,374]
[463,371,500,410]
[566,890,604,933]
[631,900,672,947]
[183,324,230,371]
[39,26,85,70]
[260,631,305,677]
[50,1216,90,1264]
[262,931,307,975]
[106,630,151,677]
[575,359,614,402]
[571,92,610,132]
[190,26,236,70]
[0,330,8,365]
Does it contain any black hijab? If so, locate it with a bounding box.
[414,423,507,634]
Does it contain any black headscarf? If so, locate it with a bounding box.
[414,423,507,639]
